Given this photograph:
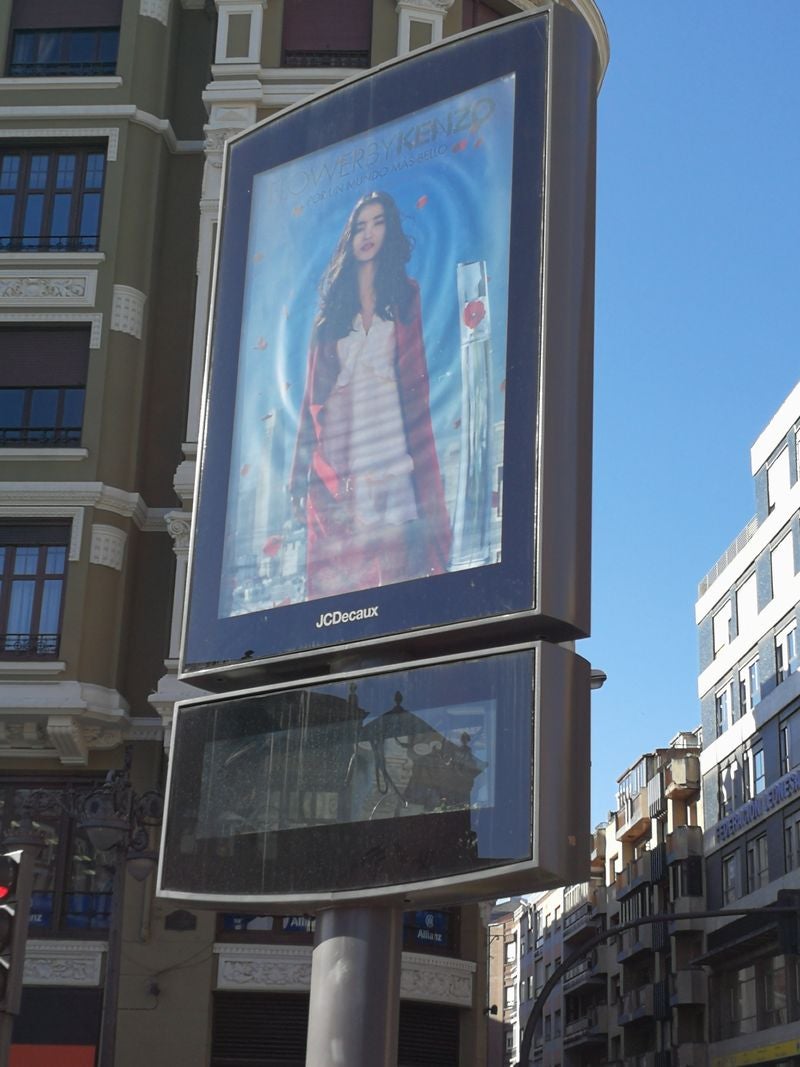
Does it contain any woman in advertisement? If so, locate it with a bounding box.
[290,191,451,601]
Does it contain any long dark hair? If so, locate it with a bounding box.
[315,191,415,342]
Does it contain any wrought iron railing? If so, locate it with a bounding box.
[0,427,82,447]
[9,60,117,77]
[283,49,370,68]
[0,235,100,253]
[0,634,60,657]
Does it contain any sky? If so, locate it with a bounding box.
[584,1,800,824]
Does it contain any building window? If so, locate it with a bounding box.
[715,681,734,736]
[8,0,121,77]
[784,809,800,873]
[776,617,799,684]
[282,0,371,68]
[771,531,795,599]
[0,145,106,252]
[671,855,703,898]
[0,779,115,934]
[736,573,758,637]
[767,445,792,512]
[746,834,769,892]
[743,745,766,801]
[505,939,516,963]
[554,1009,561,1038]
[713,600,734,655]
[0,523,69,657]
[544,1014,551,1041]
[739,655,760,714]
[0,326,89,447]
[722,852,738,905]
[780,708,800,776]
[504,984,515,1008]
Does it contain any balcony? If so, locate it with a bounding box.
[666,825,703,863]
[669,969,706,1007]
[618,983,654,1026]
[563,885,607,946]
[617,923,652,962]
[563,1004,608,1047]
[615,788,651,842]
[562,945,609,992]
[672,1043,707,1067]
[663,756,700,800]
[668,894,706,921]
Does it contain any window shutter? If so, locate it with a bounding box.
[0,328,89,387]
[282,0,371,53]
[11,0,122,30]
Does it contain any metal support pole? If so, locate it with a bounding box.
[96,855,126,1067]
[306,906,402,1067]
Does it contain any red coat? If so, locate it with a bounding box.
[290,282,451,597]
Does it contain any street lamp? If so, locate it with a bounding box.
[1,745,163,1067]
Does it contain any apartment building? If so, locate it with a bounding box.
[695,381,800,1067]
[489,730,705,1067]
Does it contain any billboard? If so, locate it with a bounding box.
[157,642,589,907]
[182,8,597,686]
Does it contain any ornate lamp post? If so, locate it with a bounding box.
[2,745,163,1066]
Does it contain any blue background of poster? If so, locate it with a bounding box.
[220,75,515,617]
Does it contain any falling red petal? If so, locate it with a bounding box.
[474,137,484,149]
[499,379,506,393]
[453,418,462,429]
[261,411,274,421]
[452,138,468,153]
[240,464,250,476]
[292,205,304,217]
[263,536,283,557]
[255,337,268,350]
[416,194,428,209]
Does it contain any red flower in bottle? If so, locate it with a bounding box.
[463,300,486,330]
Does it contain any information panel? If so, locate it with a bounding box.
[180,7,597,687]
[157,642,589,907]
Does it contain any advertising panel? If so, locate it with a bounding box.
[157,642,589,907]
[182,8,597,685]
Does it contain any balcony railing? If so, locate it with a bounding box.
[615,787,651,842]
[0,633,60,657]
[283,49,370,68]
[663,756,701,799]
[666,824,703,863]
[9,60,116,76]
[0,235,100,253]
[0,427,82,447]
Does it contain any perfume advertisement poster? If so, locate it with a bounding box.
[220,75,515,619]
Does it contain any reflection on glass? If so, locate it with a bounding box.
[162,650,533,896]
[197,688,494,839]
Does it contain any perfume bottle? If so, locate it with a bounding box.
[451,261,492,569]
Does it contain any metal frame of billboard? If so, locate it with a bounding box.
[157,640,589,909]
[180,5,597,690]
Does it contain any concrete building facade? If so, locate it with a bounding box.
[695,381,800,1067]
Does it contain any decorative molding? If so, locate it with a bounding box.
[400,952,475,1007]
[215,944,312,992]
[0,127,119,162]
[0,661,65,674]
[0,77,122,92]
[0,684,129,763]
[0,505,83,559]
[166,511,192,552]
[140,0,172,25]
[0,449,88,462]
[110,285,146,339]
[148,668,207,750]
[127,718,165,742]
[0,312,102,347]
[0,483,159,530]
[89,524,127,571]
[0,252,105,266]
[25,940,106,987]
[213,944,474,1006]
[395,0,453,56]
[0,270,97,307]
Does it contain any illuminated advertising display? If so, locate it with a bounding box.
[158,642,589,907]
[181,8,597,685]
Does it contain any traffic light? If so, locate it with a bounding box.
[0,850,31,1016]
[775,889,800,956]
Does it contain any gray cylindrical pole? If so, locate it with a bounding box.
[306,907,402,1067]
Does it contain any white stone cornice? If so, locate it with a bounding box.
[0,252,105,266]
[149,667,207,750]
[0,77,123,92]
[212,943,475,1006]
[24,940,107,987]
[0,449,89,463]
[0,483,147,526]
[0,312,103,347]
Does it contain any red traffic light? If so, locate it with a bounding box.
[0,853,20,900]
[0,888,8,901]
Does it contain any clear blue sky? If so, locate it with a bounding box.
[584,1,800,824]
